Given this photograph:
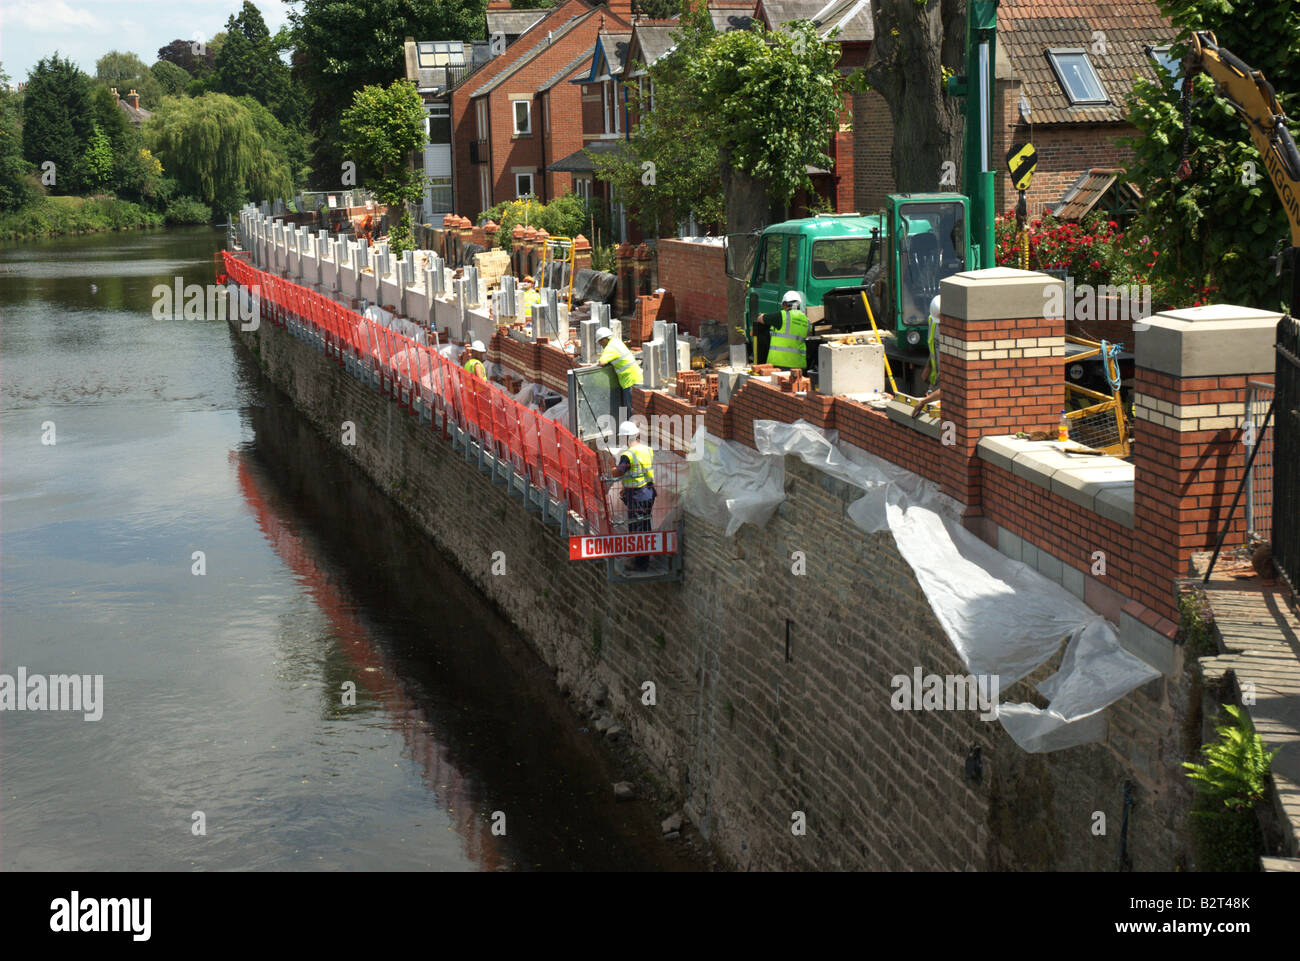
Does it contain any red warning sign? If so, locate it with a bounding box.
[568,531,678,560]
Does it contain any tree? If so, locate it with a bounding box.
[291,0,485,184]
[632,0,679,17]
[151,60,192,97]
[594,15,852,235]
[859,0,966,194]
[0,64,38,211]
[340,80,426,253]
[77,125,113,193]
[236,96,309,188]
[146,93,292,217]
[21,54,94,195]
[1124,0,1298,310]
[213,3,291,118]
[157,38,216,77]
[95,51,164,110]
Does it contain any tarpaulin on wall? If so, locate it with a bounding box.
[682,421,1160,753]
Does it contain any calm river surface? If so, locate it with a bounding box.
[0,227,693,871]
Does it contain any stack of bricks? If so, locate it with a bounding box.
[673,369,718,408]
[627,291,674,348]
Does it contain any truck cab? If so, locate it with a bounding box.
[738,195,973,377]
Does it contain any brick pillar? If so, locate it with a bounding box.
[1129,305,1280,621]
[511,224,526,276]
[634,243,653,296]
[442,214,458,265]
[615,243,636,316]
[457,216,473,263]
[573,234,592,273]
[483,220,499,251]
[522,227,539,280]
[536,229,551,284]
[938,267,1066,511]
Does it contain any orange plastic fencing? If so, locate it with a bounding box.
[222,251,609,533]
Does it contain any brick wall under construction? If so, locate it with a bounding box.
[231,303,1198,872]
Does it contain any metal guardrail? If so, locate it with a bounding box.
[1245,380,1275,540]
[1274,316,1299,596]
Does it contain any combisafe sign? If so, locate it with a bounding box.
[568,531,678,560]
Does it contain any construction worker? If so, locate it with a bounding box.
[463,339,487,381]
[520,275,542,323]
[611,421,656,572]
[596,326,643,416]
[756,291,810,369]
[913,295,942,419]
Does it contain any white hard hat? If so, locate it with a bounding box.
[618,421,640,438]
[929,295,941,320]
[781,290,802,307]
[595,326,613,340]
[471,340,485,352]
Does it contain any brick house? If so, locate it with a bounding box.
[448,0,635,220]
[854,0,1174,220]
[110,87,151,127]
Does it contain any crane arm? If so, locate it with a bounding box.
[1183,31,1300,246]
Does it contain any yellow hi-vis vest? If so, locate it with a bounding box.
[768,309,809,369]
[521,289,541,318]
[599,336,643,389]
[464,357,486,379]
[621,443,655,488]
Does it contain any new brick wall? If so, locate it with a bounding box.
[231,307,1197,870]
[657,239,727,336]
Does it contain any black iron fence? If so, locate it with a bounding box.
[1245,380,1274,539]
[1275,315,1300,595]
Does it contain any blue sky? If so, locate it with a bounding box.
[1,0,291,84]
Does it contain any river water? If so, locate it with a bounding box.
[0,228,695,871]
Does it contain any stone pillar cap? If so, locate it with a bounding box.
[940,267,1063,322]
[1136,304,1282,377]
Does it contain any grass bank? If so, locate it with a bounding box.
[0,195,172,241]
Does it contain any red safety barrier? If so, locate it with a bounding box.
[221,251,610,533]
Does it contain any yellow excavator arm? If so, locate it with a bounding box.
[1183,31,1300,247]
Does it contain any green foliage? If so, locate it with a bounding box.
[341,80,428,254]
[157,39,216,78]
[1123,0,1299,311]
[21,54,94,195]
[0,65,37,212]
[1184,705,1278,810]
[213,3,303,130]
[634,0,680,16]
[1184,705,1277,871]
[236,96,310,188]
[594,17,850,233]
[0,194,162,239]
[482,194,594,251]
[77,126,114,193]
[291,0,485,183]
[151,60,192,97]
[95,51,163,110]
[146,93,292,217]
[163,195,212,224]
[1178,588,1217,659]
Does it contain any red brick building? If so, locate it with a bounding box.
[854,0,1173,220]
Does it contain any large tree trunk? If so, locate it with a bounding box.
[721,154,781,343]
[861,0,966,194]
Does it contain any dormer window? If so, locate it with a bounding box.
[1047,49,1108,105]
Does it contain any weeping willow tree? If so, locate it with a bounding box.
[145,93,292,217]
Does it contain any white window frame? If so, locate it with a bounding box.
[425,103,450,144]
[475,99,488,141]
[574,177,592,199]
[480,166,491,211]
[1046,49,1109,105]
[515,172,534,198]
[513,99,532,136]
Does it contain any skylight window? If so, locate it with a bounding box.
[418,41,466,68]
[1147,44,1184,92]
[1047,49,1108,105]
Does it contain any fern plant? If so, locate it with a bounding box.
[1183,705,1278,810]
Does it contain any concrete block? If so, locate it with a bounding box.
[1135,306,1281,377]
[818,341,884,396]
[1118,610,1176,676]
[996,525,1022,562]
[1008,447,1081,488]
[1021,540,1040,572]
[1062,563,1086,600]
[1038,549,1063,585]
[580,319,600,364]
[644,338,665,388]
[940,267,1062,323]
[676,338,690,378]
[885,399,942,439]
[1049,463,1134,511]
[1094,485,1135,528]
[976,435,1025,473]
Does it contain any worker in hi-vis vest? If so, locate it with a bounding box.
[520,276,542,323]
[464,339,487,383]
[756,290,810,369]
[913,295,942,419]
[611,421,656,572]
[596,326,643,416]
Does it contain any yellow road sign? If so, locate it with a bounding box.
[1006,142,1037,191]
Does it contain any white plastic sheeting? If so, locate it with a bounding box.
[683,421,1160,753]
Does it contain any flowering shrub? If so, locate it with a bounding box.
[994,210,1217,308]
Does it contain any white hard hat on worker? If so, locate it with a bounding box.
[781,290,802,309]
[595,326,613,341]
